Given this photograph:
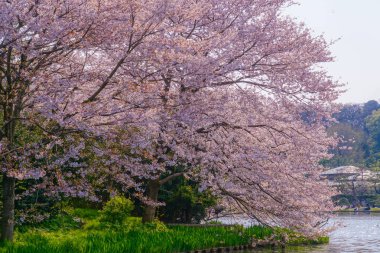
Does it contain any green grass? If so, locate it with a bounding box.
[0,209,329,253]
[273,228,329,245]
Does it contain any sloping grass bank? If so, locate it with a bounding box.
[0,209,328,253]
[337,207,380,212]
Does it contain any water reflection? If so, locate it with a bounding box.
[242,212,380,253]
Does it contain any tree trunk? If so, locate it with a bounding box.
[2,103,18,242]
[0,46,24,242]
[1,175,15,241]
[142,180,160,223]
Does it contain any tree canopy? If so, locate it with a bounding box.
[0,0,342,239]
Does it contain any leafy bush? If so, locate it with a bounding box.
[206,220,223,225]
[337,197,350,207]
[139,219,168,232]
[70,208,100,221]
[159,177,217,223]
[100,196,134,224]
[365,195,380,207]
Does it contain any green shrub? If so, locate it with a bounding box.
[159,177,217,224]
[140,219,168,232]
[206,220,223,225]
[337,197,350,207]
[70,208,100,221]
[100,196,134,224]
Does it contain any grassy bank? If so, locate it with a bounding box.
[0,209,328,253]
[336,207,380,212]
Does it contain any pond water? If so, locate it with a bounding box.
[242,212,380,253]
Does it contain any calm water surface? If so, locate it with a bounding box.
[241,213,380,253]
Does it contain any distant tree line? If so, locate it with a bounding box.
[324,100,380,169]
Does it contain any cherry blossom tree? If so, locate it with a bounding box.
[54,0,340,231]
[1,0,342,241]
[0,0,193,241]
[0,0,116,241]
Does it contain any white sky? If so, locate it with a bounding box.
[286,0,380,104]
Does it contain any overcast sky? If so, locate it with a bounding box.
[286,0,380,104]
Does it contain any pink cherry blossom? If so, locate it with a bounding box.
[1,0,342,239]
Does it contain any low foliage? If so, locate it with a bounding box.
[0,208,328,253]
[100,196,134,225]
[273,228,330,245]
[159,177,217,223]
